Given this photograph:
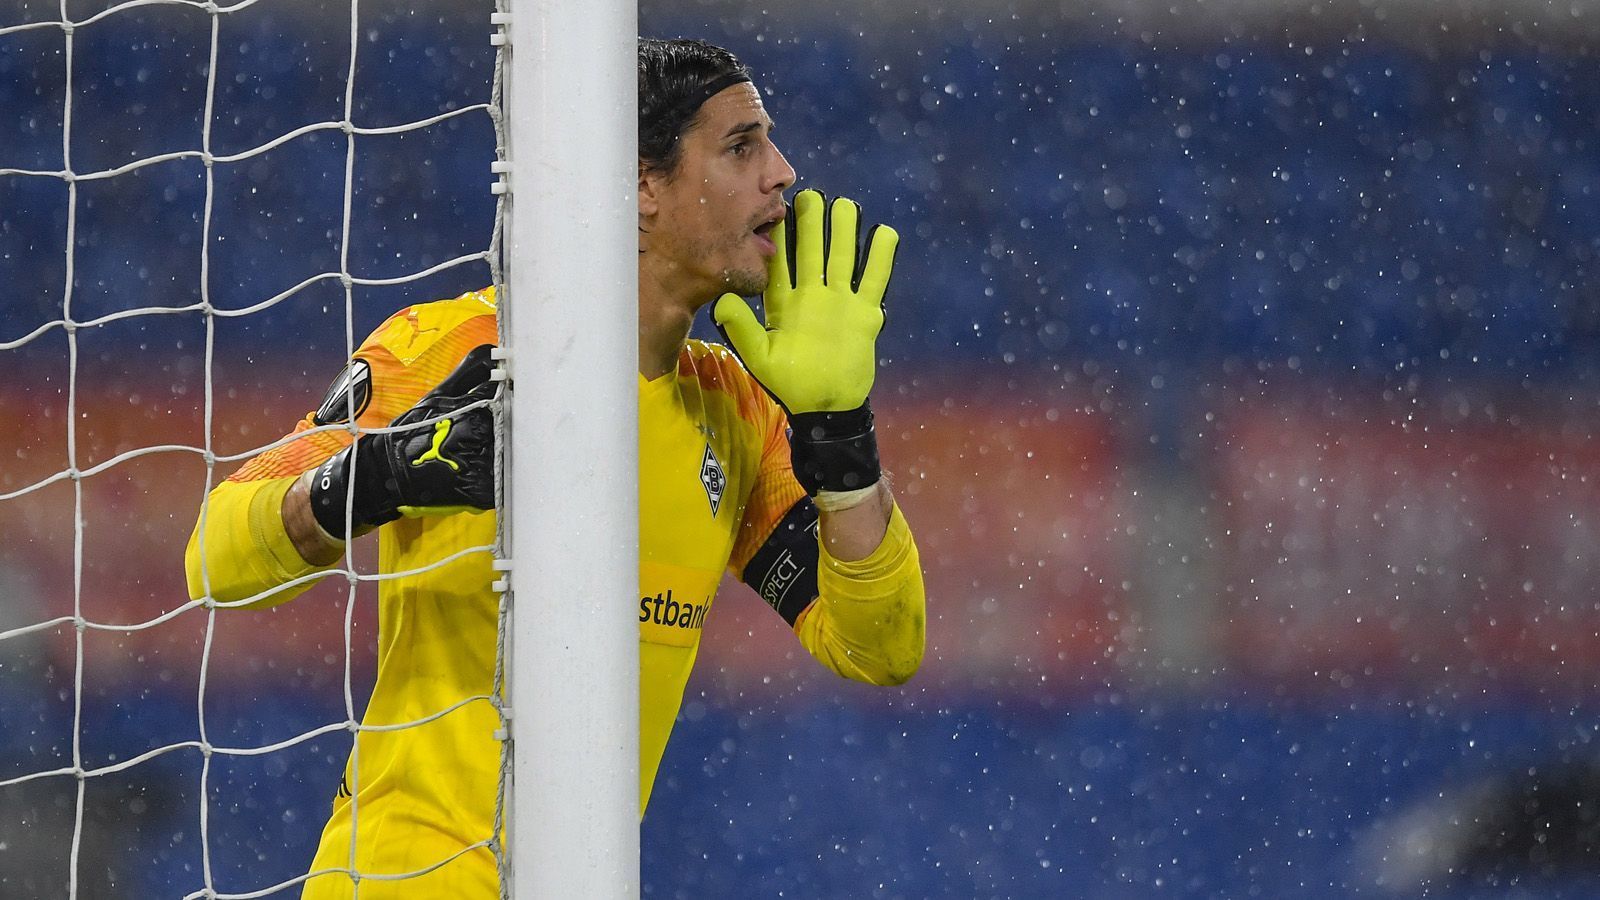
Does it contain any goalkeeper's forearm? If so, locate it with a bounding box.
[284,470,354,566]
[818,480,894,562]
[796,499,926,686]
[185,475,338,608]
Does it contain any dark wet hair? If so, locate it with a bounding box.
[639,38,752,178]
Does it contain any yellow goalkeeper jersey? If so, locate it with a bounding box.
[184,288,925,898]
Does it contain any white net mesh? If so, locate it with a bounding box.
[0,1,510,895]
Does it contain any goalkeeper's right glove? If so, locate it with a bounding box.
[308,344,498,538]
[713,190,897,495]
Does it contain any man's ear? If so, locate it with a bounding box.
[638,162,660,221]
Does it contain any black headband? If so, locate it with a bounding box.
[669,71,753,126]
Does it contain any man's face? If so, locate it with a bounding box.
[640,82,796,301]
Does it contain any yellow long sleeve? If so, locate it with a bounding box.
[184,474,329,608]
[795,502,926,685]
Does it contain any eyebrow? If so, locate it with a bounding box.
[722,119,773,140]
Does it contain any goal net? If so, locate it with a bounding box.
[0,1,634,896]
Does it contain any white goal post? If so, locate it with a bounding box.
[497,2,640,898]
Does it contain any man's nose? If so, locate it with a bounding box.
[767,143,797,193]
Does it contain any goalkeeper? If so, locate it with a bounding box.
[185,37,926,898]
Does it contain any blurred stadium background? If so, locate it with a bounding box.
[4,0,1600,895]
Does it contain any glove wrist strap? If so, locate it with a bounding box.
[788,403,881,495]
[814,484,880,513]
[308,439,401,538]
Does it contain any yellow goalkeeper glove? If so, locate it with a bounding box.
[714,189,899,494]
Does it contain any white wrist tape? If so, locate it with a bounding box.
[812,484,879,513]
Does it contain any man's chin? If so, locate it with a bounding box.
[718,269,769,299]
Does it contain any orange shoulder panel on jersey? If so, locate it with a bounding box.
[357,288,498,421]
[680,341,773,427]
[226,288,498,484]
[702,342,808,580]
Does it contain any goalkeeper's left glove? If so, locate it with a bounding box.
[713,189,898,495]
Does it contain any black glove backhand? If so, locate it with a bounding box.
[309,344,498,537]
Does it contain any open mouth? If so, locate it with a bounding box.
[752,217,780,254]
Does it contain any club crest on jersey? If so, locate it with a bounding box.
[313,359,372,425]
[699,443,725,516]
